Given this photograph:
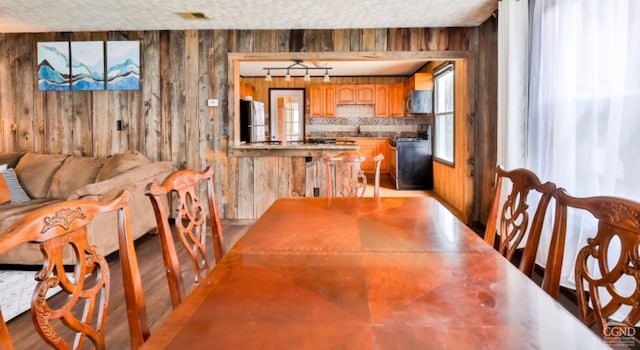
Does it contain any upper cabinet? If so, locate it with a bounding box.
[240,82,256,100]
[311,83,407,118]
[404,73,433,96]
[309,84,336,118]
[336,85,375,105]
[375,83,405,117]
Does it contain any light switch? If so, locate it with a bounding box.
[207,99,219,107]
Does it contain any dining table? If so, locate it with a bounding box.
[140,196,610,349]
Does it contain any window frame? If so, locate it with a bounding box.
[432,63,455,166]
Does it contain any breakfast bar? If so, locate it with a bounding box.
[140,197,609,349]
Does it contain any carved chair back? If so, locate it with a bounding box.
[323,152,384,198]
[484,166,559,295]
[0,191,150,350]
[551,189,640,337]
[145,167,224,309]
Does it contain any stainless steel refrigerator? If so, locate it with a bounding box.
[240,99,266,143]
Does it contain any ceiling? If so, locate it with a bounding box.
[0,0,497,77]
[240,59,432,78]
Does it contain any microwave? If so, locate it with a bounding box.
[406,90,432,114]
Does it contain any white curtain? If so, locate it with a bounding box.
[497,0,529,170]
[527,0,640,313]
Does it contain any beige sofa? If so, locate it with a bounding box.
[0,151,173,265]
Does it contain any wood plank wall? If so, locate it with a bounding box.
[0,23,498,223]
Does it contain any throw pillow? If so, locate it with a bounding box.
[0,168,30,204]
[14,153,69,199]
[47,156,107,199]
[95,151,150,182]
[0,152,25,169]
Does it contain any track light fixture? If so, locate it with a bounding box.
[263,59,333,82]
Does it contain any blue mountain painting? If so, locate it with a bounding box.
[37,43,71,91]
[107,58,140,90]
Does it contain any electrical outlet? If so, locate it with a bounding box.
[313,188,320,197]
[207,99,219,107]
[116,120,123,130]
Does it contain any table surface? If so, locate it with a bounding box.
[140,197,610,350]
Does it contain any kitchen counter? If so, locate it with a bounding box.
[230,143,359,157]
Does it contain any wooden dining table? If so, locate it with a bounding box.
[140,196,610,349]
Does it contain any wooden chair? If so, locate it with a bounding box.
[551,189,640,338]
[484,166,559,295]
[323,152,384,198]
[145,166,224,309]
[0,191,150,350]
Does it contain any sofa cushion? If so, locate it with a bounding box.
[47,156,107,199]
[14,153,69,199]
[95,151,150,182]
[1,168,31,204]
[0,151,25,169]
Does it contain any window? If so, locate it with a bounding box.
[433,64,455,165]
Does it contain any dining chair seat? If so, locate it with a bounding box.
[323,152,384,198]
[145,166,224,309]
[0,191,150,350]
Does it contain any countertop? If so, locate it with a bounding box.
[230,142,359,157]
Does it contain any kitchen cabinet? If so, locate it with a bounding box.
[374,85,389,117]
[309,84,336,117]
[404,72,433,97]
[336,85,375,105]
[375,83,404,117]
[388,83,405,117]
[240,82,256,100]
[355,138,389,174]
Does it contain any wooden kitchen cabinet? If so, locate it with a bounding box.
[375,85,389,117]
[335,85,356,104]
[336,85,375,105]
[356,138,389,174]
[240,82,256,100]
[389,83,405,117]
[375,83,404,117]
[309,84,336,117]
[355,84,375,104]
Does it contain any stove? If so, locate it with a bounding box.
[306,138,337,144]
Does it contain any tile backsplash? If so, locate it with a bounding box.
[307,104,431,137]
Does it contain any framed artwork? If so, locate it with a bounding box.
[71,41,105,91]
[106,41,140,90]
[37,42,71,91]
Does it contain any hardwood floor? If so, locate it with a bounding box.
[5,220,253,350]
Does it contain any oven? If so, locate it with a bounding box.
[389,126,433,190]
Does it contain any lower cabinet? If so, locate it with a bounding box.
[355,138,389,174]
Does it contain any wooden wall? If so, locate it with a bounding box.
[0,25,498,223]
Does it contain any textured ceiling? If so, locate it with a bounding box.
[0,0,497,33]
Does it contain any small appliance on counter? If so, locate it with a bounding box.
[240,99,266,143]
